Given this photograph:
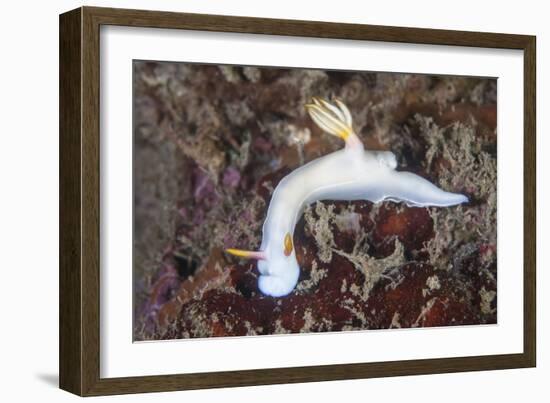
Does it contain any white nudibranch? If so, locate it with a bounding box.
[226,98,468,297]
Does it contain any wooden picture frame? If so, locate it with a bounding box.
[59,6,536,396]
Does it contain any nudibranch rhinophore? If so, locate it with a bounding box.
[226,98,468,297]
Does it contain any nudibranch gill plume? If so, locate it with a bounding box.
[226,98,468,297]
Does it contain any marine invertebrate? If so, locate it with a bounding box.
[226,98,468,297]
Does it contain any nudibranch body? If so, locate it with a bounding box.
[227,98,468,297]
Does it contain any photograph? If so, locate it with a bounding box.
[132,61,498,341]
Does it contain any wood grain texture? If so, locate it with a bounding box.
[59,8,82,396]
[81,6,102,396]
[523,38,537,367]
[59,5,537,396]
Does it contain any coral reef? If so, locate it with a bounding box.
[133,61,497,340]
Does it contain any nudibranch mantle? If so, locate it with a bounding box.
[227,98,468,297]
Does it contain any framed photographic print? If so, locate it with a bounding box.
[59,6,536,396]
